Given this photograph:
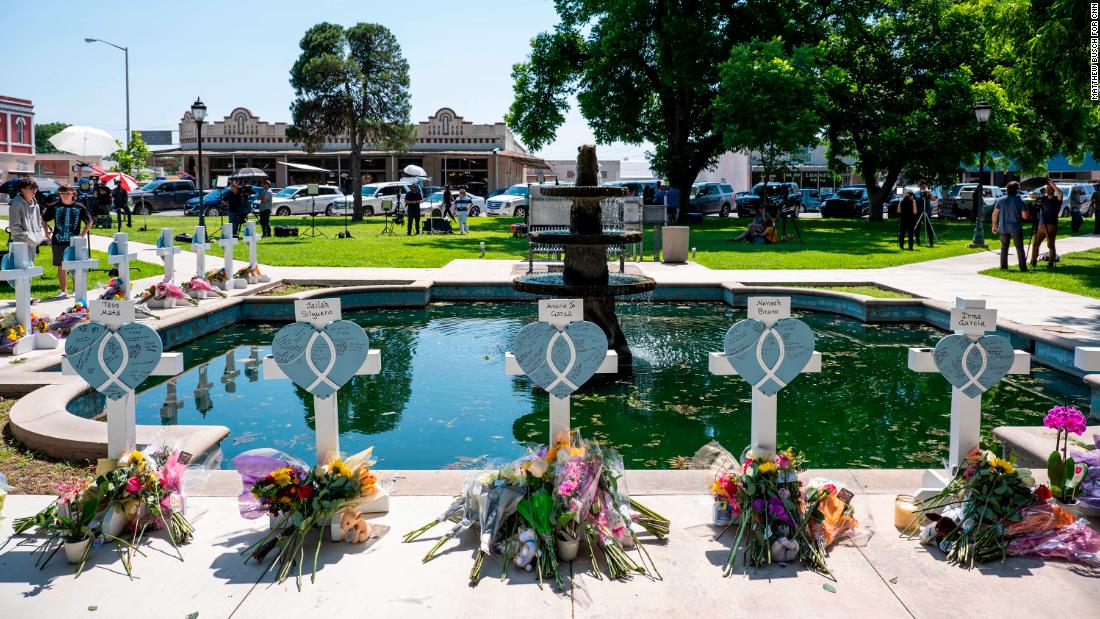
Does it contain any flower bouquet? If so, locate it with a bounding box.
[1043,406,1090,504]
[404,431,668,590]
[181,277,226,300]
[47,299,90,334]
[0,311,58,354]
[712,448,845,578]
[234,264,266,284]
[136,282,199,309]
[205,268,230,290]
[9,477,105,574]
[235,448,381,590]
[99,277,156,319]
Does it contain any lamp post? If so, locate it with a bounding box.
[191,97,208,228]
[84,38,129,147]
[968,100,992,249]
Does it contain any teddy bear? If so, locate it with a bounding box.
[339,508,371,544]
[513,527,540,572]
[770,523,800,564]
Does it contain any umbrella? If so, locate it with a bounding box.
[48,125,118,157]
[1019,177,1049,192]
[403,164,428,178]
[230,167,268,180]
[99,172,140,191]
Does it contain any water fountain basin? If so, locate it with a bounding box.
[527,230,643,246]
[513,272,657,297]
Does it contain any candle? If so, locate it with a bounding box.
[894,494,920,530]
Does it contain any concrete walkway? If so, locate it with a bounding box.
[2,469,1098,618]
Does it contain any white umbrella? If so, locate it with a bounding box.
[48,125,119,157]
[403,164,428,178]
[99,172,140,191]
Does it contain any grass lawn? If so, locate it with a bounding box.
[758,284,915,298]
[0,398,95,494]
[80,213,1034,270]
[981,247,1100,299]
[0,248,162,301]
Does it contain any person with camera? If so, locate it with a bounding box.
[992,181,1027,271]
[112,181,131,229]
[222,182,245,237]
[1029,179,1062,268]
[915,181,935,247]
[405,183,423,235]
[896,191,917,250]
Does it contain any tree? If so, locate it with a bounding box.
[288,22,413,221]
[821,0,985,220]
[34,122,69,154]
[716,39,824,216]
[508,0,839,224]
[110,132,152,176]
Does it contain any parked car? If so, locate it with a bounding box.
[689,181,736,216]
[885,185,943,218]
[737,182,800,217]
[956,185,1003,220]
[422,190,486,217]
[1044,183,1097,217]
[486,184,530,217]
[605,180,659,198]
[820,186,870,218]
[184,187,228,216]
[330,181,412,216]
[269,184,345,216]
[129,179,198,213]
[800,188,823,212]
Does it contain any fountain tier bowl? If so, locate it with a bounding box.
[540,186,627,198]
[513,272,657,297]
[528,230,643,246]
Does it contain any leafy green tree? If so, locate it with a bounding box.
[716,39,824,214]
[110,132,152,177]
[34,121,69,154]
[508,0,840,223]
[821,0,985,220]
[288,22,414,220]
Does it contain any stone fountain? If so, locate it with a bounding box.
[513,145,656,367]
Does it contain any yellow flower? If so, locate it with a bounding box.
[329,459,352,478]
[128,451,145,466]
[271,467,293,486]
[989,457,1016,475]
[757,462,778,474]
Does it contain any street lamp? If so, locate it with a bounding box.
[968,100,993,249]
[85,38,130,147]
[191,97,208,228]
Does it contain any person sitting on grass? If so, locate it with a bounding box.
[731,207,775,243]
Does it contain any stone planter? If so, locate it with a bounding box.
[556,533,580,562]
[64,537,92,564]
[101,504,128,537]
[662,226,689,263]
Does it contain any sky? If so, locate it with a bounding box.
[3,0,651,161]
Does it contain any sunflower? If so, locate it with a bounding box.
[271,467,293,486]
[128,451,146,467]
[329,459,352,478]
[989,457,1016,475]
[757,461,778,474]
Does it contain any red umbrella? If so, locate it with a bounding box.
[99,172,140,191]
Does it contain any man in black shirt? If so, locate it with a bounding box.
[112,183,131,229]
[1029,179,1062,268]
[43,185,92,298]
[405,183,423,235]
[222,182,245,237]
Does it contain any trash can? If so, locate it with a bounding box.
[662,226,689,263]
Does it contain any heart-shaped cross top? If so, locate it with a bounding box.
[65,322,163,400]
[933,333,1014,398]
[723,318,815,396]
[512,321,608,399]
[272,320,370,399]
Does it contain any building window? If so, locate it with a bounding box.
[567,171,575,179]
[14,117,25,143]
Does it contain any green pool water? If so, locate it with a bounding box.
[68,303,1090,469]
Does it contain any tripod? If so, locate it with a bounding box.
[914,207,937,245]
[337,201,353,239]
[778,204,803,244]
[379,199,398,236]
[301,195,327,238]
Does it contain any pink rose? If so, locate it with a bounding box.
[125,476,142,494]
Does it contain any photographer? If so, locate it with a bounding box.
[1029,179,1062,268]
[915,181,935,247]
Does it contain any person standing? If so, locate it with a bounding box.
[43,185,92,298]
[454,187,472,234]
[897,191,917,250]
[1092,190,1100,235]
[256,180,273,237]
[653,182,666,209]
[92,181,112,221]
[992,181,1028,271]
[1069,187,1087,233]
[914,181,935,247]
[642,184,655,205]
[112,181,131,229]
[441,186,456,222]
[665,184,680,223]
[1030,179,1062,268]
[405,182,423,235]
[222,182,244,237]
[8,178,48,260]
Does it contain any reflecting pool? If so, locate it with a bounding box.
[68,303,1090,469]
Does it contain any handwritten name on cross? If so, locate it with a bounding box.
[61,300,183,459]
[908,298,1030,489]
[155,228,181,283]
[106,233,137,294]
[708,297,821,455]
[505,299,617,442]
[191,225,212,280]
[61,236,99,301]
[0,242,56,354]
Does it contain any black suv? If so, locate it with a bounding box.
[128,180,199,214]
[736,182,800,217]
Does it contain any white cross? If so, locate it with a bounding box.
[908,298,1030,493]
[191,225,212,279]
[61,236,99,301]
[708,297,821,455]
[106,233,137,294]
[242,221,261,271]
[61,301,183,459]
[0,242,56,355]
[155,228,181,283]
[216,223,245,290]
[160,378,183,424]
[504,301,618,442]
[1074,347,1100,422]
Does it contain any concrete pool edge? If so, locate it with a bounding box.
[3,277,1092,463]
